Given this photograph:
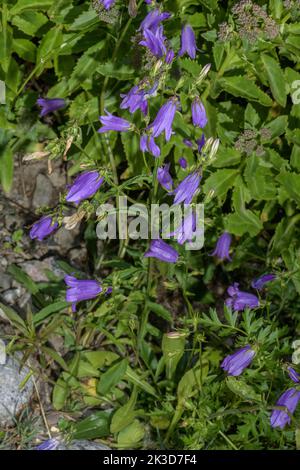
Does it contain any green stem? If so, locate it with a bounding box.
[100,0,144,115]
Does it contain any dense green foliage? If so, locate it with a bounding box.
[1,0,300,450]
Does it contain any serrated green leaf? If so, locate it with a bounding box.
[261,54,287,107]
[218,76,272,107]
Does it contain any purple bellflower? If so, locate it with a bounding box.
[221,345,256,376]
[165,49,175,64]
[170,210,197,245]
[178,24,197,59]
[225,283,259,311]
[211,232,232,261]
[144,239,178,263]
[287,366,300,383]
[30,216,58,241]
[36,439,59,451]
[197,134,205,152]
[150,98,177,141]
[140,134,160,157]
[157,163,173,191]
[100,0,115,9]
[66,171,104,205]
[98,111,131,133]
[37,98,65,117]
[120,85,148,115]
[183,139,193,148]
[178,157,187,169]
[270,388,300,429]
[191,98,208,128]
[173,171,201,205]
[65,275,102,312]
[140,26,166,58]
[251,273,276,290]
[139,9,171,32]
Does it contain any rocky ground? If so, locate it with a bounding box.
[0,158,107,450]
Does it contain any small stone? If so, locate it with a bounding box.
[32,174,55,209]
[0,354,34,427]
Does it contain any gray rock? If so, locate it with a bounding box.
[0,355,34,427]
[19,257,65,283]
[56,440,110,450]
[0,271,12,291]
[32,174,54,209]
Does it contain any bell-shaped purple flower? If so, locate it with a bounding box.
[36,439,59,451]
[183,139,193,148]
[251,274,276,290]
[211,232,232,261]
[197,134,205,152]
[140,134,160,157]
[225,283,259,311]
[139,8,171,32]
[140,26,166,58]
[178,157,187,169]
[98,111,131,133]
[99,0,115,9]
[65,275,102,312]
[30,216,58,241]
[150,98,177,142]
[221,345,256,376]
[66,171,104,205]
[165,49,175,64]
[178,24,197,59]
[37,98,65,117]
[170,209,197,245]
[173,171,201,205]
[270,388,300,429]
[157,163,173,191]
[287,366,300,383]
[120,85,148,115]
[144,239,178,263]
[191,98,208,128]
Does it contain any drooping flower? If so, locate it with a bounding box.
[211,232,232,261]
[150,98,177,141]
[64,275,102,312]
[178,157,187,169]
[66,171,104,205]
[165,49,175,64]
[139,8,170,32]
[221,345,256,376]
[140,134,160,157]
[157,163,173,191]
[170,209,197,245]
[197,134,205,152]
[183,139,193,148]
[251,273,276,290]
[225,283,259,311]
[120,85,148,115]
[270,388,300,429]
[178,24,197,59]
[144,239,178,263]
[140,26,167,58]
[36,439,60,451]
[191,98,208,128]
[98,111,131,133]
[287,366,300,384]
[37,98,65,117]
[99,0,115,10]
[173,171,201,205]
[30,216,58,241]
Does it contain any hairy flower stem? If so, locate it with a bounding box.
[138,157,160,352]
[100,0,144,115]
